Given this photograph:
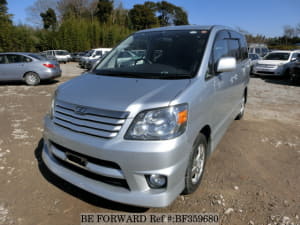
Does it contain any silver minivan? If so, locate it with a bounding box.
[42,25,250,207]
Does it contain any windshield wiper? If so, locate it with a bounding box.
[93,70,192,79]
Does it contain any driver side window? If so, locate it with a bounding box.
[206,30,230,79]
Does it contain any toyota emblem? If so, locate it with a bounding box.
[74,106,87,115]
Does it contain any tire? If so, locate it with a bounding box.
[24,72,40,86]
[182,133,207,195]
[235,95,246,120]
[283,69,290,79]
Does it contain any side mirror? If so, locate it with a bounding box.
[217,57,237,73]
[291,57,297,62]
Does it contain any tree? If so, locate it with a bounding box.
[40,8,57,30]
[0,0,14,51]
[156,1,174,26]
[283,25,296,38]
[296,23,300,36]
[128,4,158,30]
[173,6,188,25]
[96,0,113,24]
[155,1,188,26]
[26,0,57,27]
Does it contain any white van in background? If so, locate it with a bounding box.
[41,50,71,64]
[248,43,269,57]
[79,48,112,69]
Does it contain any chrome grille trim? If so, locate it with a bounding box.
[53,100,129,139]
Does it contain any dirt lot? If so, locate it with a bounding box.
[0,62,299,225]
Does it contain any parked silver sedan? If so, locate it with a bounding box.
[0,52,61,85]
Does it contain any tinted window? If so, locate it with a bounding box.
[6,54,32,63]
[255,48,261,54]
[213,31,230,65]
[207,31,230,78]
[0,55,7,64]
[238,34,248,59]
[56,51,69,55]
[264,53,290,60]
[228,39,240,61]
[95,51,102,56]
[94,30,210,78]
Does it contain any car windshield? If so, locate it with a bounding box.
[93,30,210,79]
[264,53,290,60]
[56,50,69,55]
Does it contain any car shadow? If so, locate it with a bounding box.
[0,79,59,86]
[257,76,300,87]
[34,139,148,213]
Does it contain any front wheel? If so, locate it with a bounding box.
[24,72,40,86]
[182,134,207,194]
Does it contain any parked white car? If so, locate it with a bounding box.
[252,50,300,77]
[79,48,112,69]
[248,53,261,75]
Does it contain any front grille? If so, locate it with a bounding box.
[258,64,276,68]
[50,141,130,190]
[53,100,129,139]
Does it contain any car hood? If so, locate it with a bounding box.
[57,74,191,116]
[257,60,288,65]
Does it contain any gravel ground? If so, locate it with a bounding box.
[0,63,299,225]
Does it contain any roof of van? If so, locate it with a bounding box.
[135,25,230,33]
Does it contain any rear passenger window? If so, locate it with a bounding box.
[6,55,32,63]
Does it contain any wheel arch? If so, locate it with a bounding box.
[244,87,248,104]
[199,125,212,155]
[23,71,39,79]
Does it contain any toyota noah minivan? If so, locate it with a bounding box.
[42,25,250,207]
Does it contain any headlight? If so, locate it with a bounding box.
[125,104,188,140]
[50,90,57,120]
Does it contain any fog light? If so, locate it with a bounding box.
[147,174,167,188]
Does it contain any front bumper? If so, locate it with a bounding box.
[42,115,190,207]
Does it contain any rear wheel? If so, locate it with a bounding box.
[24,72,40,86]
[183,134,207,194]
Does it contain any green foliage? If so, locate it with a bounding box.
[156,1,188,26]
[40,8,57,30]
[128,1,188,30]
[128,4,158,30]
[96,0,113,24]
[0,0,191,53]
